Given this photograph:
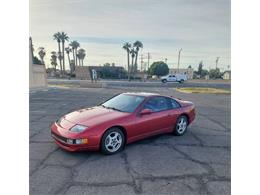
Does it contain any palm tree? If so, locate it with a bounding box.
[57,52,63,71]
[50,51,58,71]
[69,41,80,66]
[122,42,131,81]
[65,47,73,74]
[29,37,34,58]
[130,48,136,79]
[59,32,69,71]
[77,49,86,66]
[37,47,46,64]
[133,41,143,77]
[53,32,62,71]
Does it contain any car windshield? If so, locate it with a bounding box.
[102,94,145,113]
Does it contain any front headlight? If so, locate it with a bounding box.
[70,125,88,133]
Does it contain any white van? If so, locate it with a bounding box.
[161,74,187,83]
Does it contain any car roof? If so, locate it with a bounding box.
[122,92,162,97]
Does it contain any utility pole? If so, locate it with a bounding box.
[177,48,182,73]
[147,52,151,70]
[216,57,220,69]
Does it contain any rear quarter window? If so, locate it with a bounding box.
[171,98,181,108]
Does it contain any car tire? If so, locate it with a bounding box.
[101,128,125,155]
[179,79,184,83]
[162,79,167,83]
[173,115,188,136]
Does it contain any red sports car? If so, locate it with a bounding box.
[51,92,196,154]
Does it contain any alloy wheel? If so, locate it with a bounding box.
[176,117,187,134]
[104,131,122,153]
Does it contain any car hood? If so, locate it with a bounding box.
[63,106,130,127]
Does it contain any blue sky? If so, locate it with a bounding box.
[30,0,230,71]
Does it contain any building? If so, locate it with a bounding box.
[169,67,194,80]
[29,37,47,89]
[223,71,231,80]
[75,66,92,80]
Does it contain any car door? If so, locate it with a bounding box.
[168,75,177,82]
[168,75,173,82]
[133,96,174,138]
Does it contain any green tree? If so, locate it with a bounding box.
[201,69,209,77]
[33,56,43,65]
[148,61,169,77]
[69,41,80,66]
[133,40,143,77]
[104,63,110,67]
[198,61,203,76]
[59,32,69,71]
[53,32,62,71]
[122,42,131,81]
[209,68,222,79]
[37,47,46,64]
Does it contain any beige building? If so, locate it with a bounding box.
[169,68,194,80]
[223,71,231,80]
[29,37,47,89]
[75,66,92,80]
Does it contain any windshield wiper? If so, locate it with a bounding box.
[101,105,126,112]
[107,107,123,112]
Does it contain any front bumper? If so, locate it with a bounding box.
[51,123,99,152]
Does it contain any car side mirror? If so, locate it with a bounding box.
[140,108,152,115]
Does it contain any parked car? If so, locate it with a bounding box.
[161,74,187,83]
[51,92,196,154]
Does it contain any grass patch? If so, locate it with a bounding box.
[176,87,230,94]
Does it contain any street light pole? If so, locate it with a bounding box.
[147,52,150,70]
[177,48,182,73]
[216,57,220,69]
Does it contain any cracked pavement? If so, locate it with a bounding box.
[30,87,230,195]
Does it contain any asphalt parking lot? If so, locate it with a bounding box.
[30,87,231,195]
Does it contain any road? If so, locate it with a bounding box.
[48,78,231,90]
[30,87,230,194]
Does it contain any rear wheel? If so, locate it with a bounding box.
[173,115,188,136]
[162,79,167,83]
[101,128,125,155]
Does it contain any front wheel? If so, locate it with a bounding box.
[101,128,125,155]
[173,115,188,136]
[162,79,167,83]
